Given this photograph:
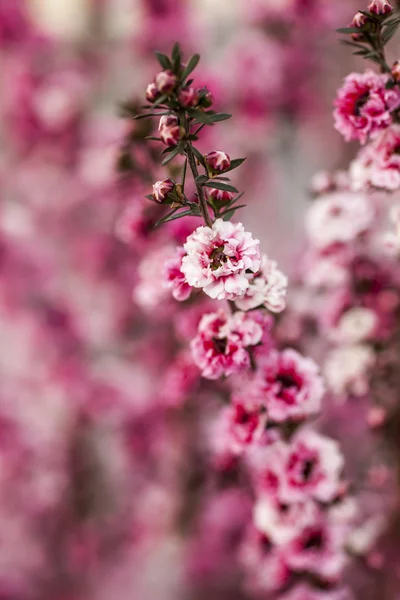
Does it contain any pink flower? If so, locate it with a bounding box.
[190,309,264,380]
[158,115,182,147]
[249,349,324,423]
[134,245,176,310]
[240,527,290,593]
[281,430,344,503]
[281,584,354,600]
[181,219,261,301]
[205,151,231,174]
[152,178,175,203]
[254,496,318,546]
[334,71,400,144]
[146,82,160,103]
[236,255,288,312]
[306,192,374,250]
[368,0,393,15]
[350,125,400,191]
[324,344,375,397]
[163,247,191,301]
[179,87,199,108]
[154,70,177,94]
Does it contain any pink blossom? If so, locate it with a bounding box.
[324,344,375,397]
[163,246,191,302]
[240,527,290,593]
[181,219,261,301]
[350,125,400,191]
[154,70,177,94]
[158,115,182,147]
[334,71,400,144]
[249,349,324,423]
[214,396,268,456]
[179,87,199,108]
[207,187,234,203]
[254,496,318,546]
[190,309,264,380]
[236,254,288,312]
[368,0,393,15]
[282,430,344,503]
[146,82,160,103]
[152,178,175,203]
[134,245,176,310]
[306,192,374,250]
[205,151,231,174]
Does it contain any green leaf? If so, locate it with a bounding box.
[221,210,235,221]
[153,94,168,107]
[204,181,238,193]
[171,42,182,74]
[162,146,181,165]
[383,22,400,44]
[336,27,361,34]
[155,52,172,69]
[207,112,232,123]
[339,39,368,49]
[220,205,246,219]
[154,208,197,228]
[224,158,247,173]
[222,192,245,210]
[146,136,162,141]
[145,194,154,200]
[191,111,214,125]
[182,54,200,80]
[191,146,206,167]
[195,175,209,185]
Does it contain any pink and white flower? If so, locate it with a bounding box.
[249,349,324,423]
[324,344,375,397]
[281,430,344,503]
[181,219,261,301]
[236,255,288,312]
[207,187,234,203]
[146,82,160,103]
[158,115,182,147]
[205,151,231,174]
[334,71,400,144]
[190,309,264,380]
[163,246,191,302]
[350,125,400,191]
[179,87,199,108]
[213,396,268,456]
[368,0,393,15]
[306,192,374,250]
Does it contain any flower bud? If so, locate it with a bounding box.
[154,70,177,94]
[368,0,393,15]
[152,178,175,203]
[159,115,182,147]
[179,87,200,108]
[352,11,367,28]
[208,187,234,203]
[146,82,160,103]
[392,60,400,82]
[205,151,231,174]
[197,88,213,108]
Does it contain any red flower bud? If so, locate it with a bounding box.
[179,87,200,108]
[158,115,182,147]
[197,88,213,108]
[152,178,175,203]
[146,82,160,103]
[154,70,177,94]
[205,151,231,174]
[392,60,400,83]
[208,187,234,203]
[368,0,393,15]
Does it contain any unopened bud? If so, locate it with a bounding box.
[146,82,160,103]
[152,178,175,203]
[154,70,178,94]
[368,0,393,15]
[205,151,231,175]
[208,187,234,203]
[159,115,182,147]
[179,87,200,108]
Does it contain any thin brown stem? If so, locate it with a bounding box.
[186,143,213,228]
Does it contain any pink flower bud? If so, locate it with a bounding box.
[352,11,367,28]
[158,115,182,147]
[179,87,199,108]
[154,70,177,94]
[392,60,400,82]
[197,88,214,108]
[368,0,393,14]
[208,187,234,203]
[205,151,231,174]
[146,82,160,103]
[152,178,175,203]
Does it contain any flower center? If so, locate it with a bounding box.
[212,337,227,354]
[303,528,324,550]
[354,91,369,116]
[302,458,316,481]
[210,245,227,270]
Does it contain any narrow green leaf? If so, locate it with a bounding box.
[195,175,209,185]
[155,52,172,69]
[220,205,246,219]
[336,27,361,34]
[222,192,245,210]
[162,146,181,165]
[182,54,200,80]
[155,208,197,228]
[383,22,400,44]
[224,158,247,173]
[222,210,235,221]
[154,208,179,228]
[171,42,182,74]
[191,146,206,167]
[208,112,232,123]
[204,181,238,193]
[146,136,162,141]
[192,111,214,125]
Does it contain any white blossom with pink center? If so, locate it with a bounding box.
[306,192,374,250]
[163,246,192,302]
[324,344,375,397]
[281,430,344,504]
[334,70,400,144]
[181,218,261,301]
[236,254,288,312]
[248,349,324,423]
[254,496,318,546]
[190,309,264,380]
